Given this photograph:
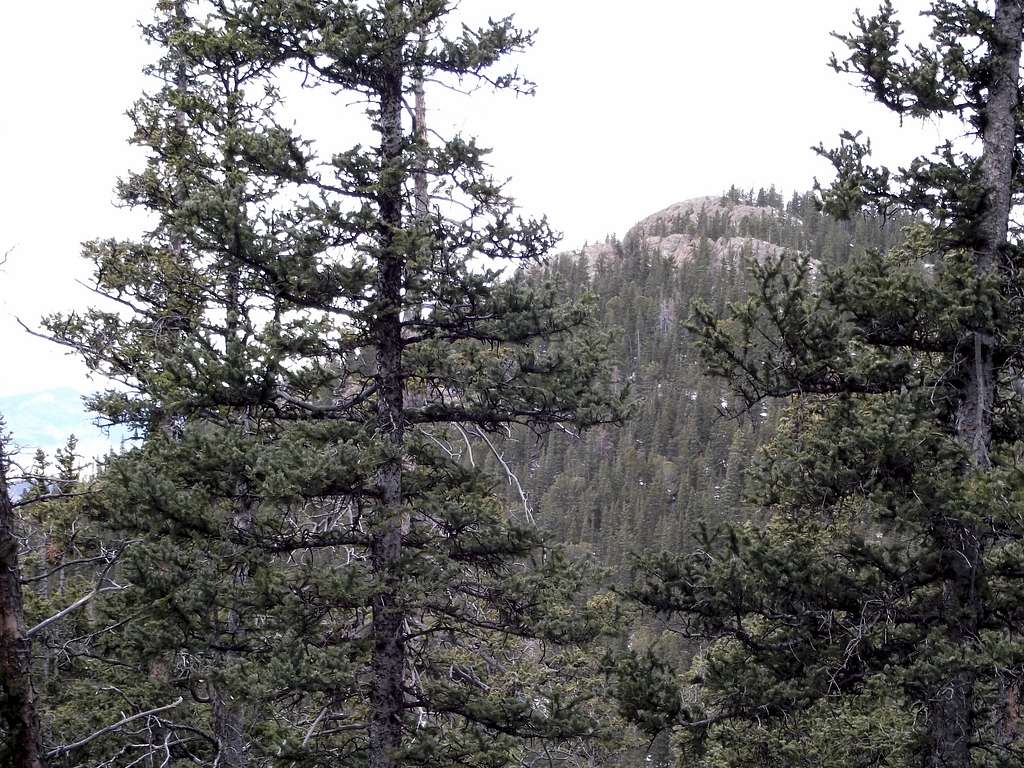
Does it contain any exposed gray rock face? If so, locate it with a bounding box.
[563,195,810,276]
[640,232,788,266]
[580,242,619,263]
[632,195,797,237]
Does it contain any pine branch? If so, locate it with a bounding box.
[25,547,131,639]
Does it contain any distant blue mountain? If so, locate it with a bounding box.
[7,480,29,500]
[0,388,129,463]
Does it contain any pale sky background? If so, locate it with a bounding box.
[0,0,943,455]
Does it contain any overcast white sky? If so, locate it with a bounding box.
[1,0,943,405]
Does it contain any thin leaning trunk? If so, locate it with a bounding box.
[414,57,429,221]
[928,2,1024,766]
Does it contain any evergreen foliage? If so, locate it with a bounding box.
[10,2,1023,767]
[6,182,918,768]
[515,191,908,568]
[31,1,627,766]
[627,2,1024,766]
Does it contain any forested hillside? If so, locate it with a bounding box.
[515,189,909,567]
[6,1,1024,767]
[0,186,912,768]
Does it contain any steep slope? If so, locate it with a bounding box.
[511,188,910,567]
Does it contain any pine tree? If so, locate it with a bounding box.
[45,2,627,766]
[628,2,1024,766]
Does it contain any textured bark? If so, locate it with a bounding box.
[368,5,407,767]
[953,0,1022,470]
[210,406,253,768]
[0,438,47,768]
[211,685,247,768]
[212,73,254,768]
[928,3,1024,766]
[996,678,1020,749]
[926,519,984,768]
[210,495,252,768]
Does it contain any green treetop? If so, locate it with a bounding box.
[45,2,627,767]
[628,2,1024,767]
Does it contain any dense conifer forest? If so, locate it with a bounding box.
[516,190,911,567]
[5,1,1024,767]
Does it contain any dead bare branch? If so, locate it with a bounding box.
[45,697,184,758]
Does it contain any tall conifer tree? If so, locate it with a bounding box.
[629,2,1024,766]
[47,1,626,766]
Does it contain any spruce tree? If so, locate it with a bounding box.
[45,1,626,766]
[628,2,1024,766]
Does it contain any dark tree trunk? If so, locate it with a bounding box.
[954,0,1022,468]
[929,2,1024,766]
[210,497,252,768]
[0,437,47,768]
[369,5,407,767]
[211,685,247,768]
[212,70,254,768]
